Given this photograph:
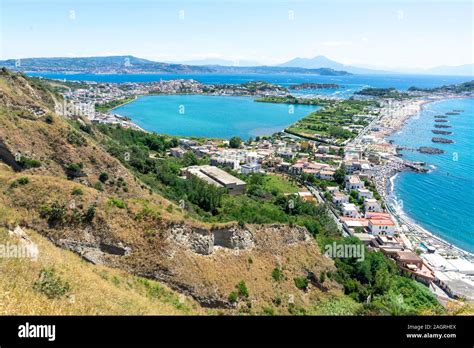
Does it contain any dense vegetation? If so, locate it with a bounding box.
[408,80,474,93]
[317,236,443,315]
[354,87,410,99]
[256,95,330,106]
[94,124,339,236]
[95,96,136,113]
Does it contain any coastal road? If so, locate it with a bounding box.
[306,183,348,237]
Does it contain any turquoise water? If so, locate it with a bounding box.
[389,98,474,252]
[113,95,318,139]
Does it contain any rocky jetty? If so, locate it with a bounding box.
[418,147,445,154]
[432,130,453,135]
[435,119,448,123]
[432,137,454,144]
[434,124,452,129]
[434,115,448,119]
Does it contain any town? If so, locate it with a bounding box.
[53,77,474,305]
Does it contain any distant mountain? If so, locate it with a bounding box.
[0,55,213,74]
[0,55,350,76]
[279,55,474,76]
[278,55,391,75]
[172,58,262,67]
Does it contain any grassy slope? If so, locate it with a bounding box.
[0,226,204,315]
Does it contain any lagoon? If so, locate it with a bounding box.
[113,95,318,139]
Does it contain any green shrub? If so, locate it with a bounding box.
[17,156,41,169]
[44,114,54,124]
[262,306,276,316]
[272,268,283,282]
[40,202,67,225]
[108,197,126,209]
[65,162,84,178]
[93,181,103,191]
[83,205,96,223]
[79,123,92,134]
[294,277,309,290]
[10,177,29,188]
[67,130,86,146]
[33,267,70,299]
[99,172,109,183]
[71,187,83,196]
[237,280,249,298]
[17,177,29,185]
[228,291,238,303]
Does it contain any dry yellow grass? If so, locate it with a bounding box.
[0,227,205,315]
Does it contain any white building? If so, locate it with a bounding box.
[357,188,373,200]
[241,163,261,174]
[364,198,382,213]
[345,175,364,191]
[368,219,396,236]
[341,203,359,218]
[318,170,335,181]
[333,193,349,205]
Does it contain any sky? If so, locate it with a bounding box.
[0,0,472,69]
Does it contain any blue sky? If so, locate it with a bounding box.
[0,0,472,68]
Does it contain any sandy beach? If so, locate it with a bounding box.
[367,97,473,261]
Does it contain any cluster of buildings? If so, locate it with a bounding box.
[169,136,344,178]
[181,165,246,195]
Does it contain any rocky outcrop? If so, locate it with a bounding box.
[165,223,254,255]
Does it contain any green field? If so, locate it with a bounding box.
[285,99,378,144]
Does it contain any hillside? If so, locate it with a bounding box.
[0,221,202,315]
[0,55,350,76]
[0,69,350,314]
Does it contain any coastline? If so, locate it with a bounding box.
[377,98,473,260]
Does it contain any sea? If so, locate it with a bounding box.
[389,98,474,253]
[27,71,474,252]
[29,72,471,99]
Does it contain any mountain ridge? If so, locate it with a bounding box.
[279,55,474,76]
[0,55,350,76]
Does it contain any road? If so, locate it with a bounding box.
[305,183,349,237]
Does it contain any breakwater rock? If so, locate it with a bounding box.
[432,137,454,144]
[418,147,445,154]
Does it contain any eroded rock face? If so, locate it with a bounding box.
[166,223,254,255]
[212,226,254,250]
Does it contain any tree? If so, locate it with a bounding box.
[333,164,346,184]
[229,136,242,149]
[99,172,109,183]
[182,152,198,166]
